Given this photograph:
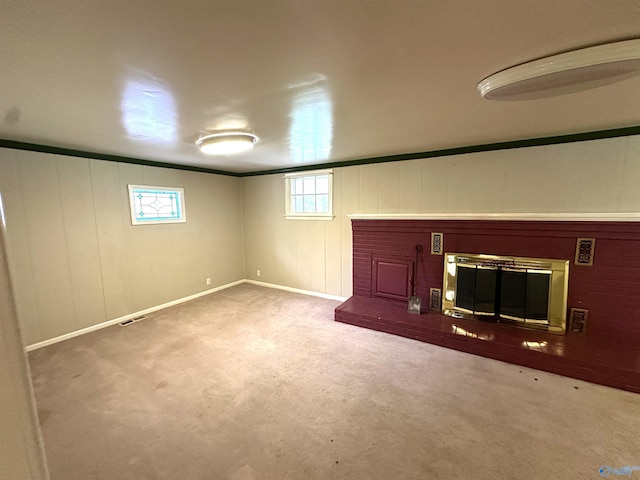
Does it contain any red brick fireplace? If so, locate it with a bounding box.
[335,217,640,392]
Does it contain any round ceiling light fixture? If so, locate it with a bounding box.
[196,132,258,155]
[478,39,640,101]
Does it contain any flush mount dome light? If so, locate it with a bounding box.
[196,132,258,155]
[478,39,640,101]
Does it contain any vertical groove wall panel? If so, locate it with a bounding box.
[621,137,640,210]
[18,151,76,340]
[577,137,625,212]
[420,156,448,212]
[56,156,107,331]
[378,162,400,214]
[163,168,192,301]
[295,221,312,289]
[90,159,132,321]
[186,172,207,293]
[215,176,245,285]
[340,167,359,297]
[205,174,243,285]
[310,221,327,293]
[241,175,280,286]
[325,168,343,297]
[359,164,379,213]
[182,171,213,294]
[446,152,507,213]
[0,150,41,344]
[119,162,154,313]
[142,166,175,306]
[398,161,422,213]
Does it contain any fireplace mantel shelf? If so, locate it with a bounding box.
[348,212,640,222]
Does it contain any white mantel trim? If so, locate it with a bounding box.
[347,212,640,222]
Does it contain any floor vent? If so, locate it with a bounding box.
[429,288,442,310]
[575,238,595,266]
[119,315,147,327]
[431,232,443,255]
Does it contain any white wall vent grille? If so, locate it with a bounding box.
[569,308,588,334]
[431,232,443,255]
[429,288,442,310]
[575,238,596,266]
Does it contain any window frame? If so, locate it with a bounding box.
[128,184,187,226]
[284,169,334,220]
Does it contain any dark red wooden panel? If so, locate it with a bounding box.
[372,257,413,301]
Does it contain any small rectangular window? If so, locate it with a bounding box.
[284,169,333,220]
[128,185,186,225]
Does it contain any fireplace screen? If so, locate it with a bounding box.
[443,253,569,334]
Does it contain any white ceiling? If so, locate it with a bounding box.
[2,1,640,174]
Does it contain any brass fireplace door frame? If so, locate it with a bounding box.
[442,252,569,334]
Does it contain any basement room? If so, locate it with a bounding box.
[1,1,640,479]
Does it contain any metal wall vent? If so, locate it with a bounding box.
[119,315,147,327]
[575,238,596,266]
[569,308,588,334]
[429,288,442,310]
[431,232,443,255]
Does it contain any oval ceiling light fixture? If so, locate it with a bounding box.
[196,131,258,155]
[478,39,640,101]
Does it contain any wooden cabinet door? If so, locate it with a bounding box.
[371,257,413,301]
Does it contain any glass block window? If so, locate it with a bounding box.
[284,169,333,220]
[128,185,186,225]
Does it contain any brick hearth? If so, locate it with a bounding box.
[335,295,640,393]
[335,218,640,393]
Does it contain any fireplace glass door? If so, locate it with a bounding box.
[454,265,551,322]
[443,253,568,334]
[455,265,497,316]
[499,268,551,323]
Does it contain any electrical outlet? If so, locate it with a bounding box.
[256,270,261,277]
[206,277,211,285]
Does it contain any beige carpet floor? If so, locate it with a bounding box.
[29,284,640,480]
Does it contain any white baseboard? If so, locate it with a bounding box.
[26,279,245,352]
[26,279,347,352]
[244,279,348,302]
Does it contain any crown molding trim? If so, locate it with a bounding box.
[0,139,240,177]
[240,125,640,177]
[3,125,640,178]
